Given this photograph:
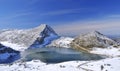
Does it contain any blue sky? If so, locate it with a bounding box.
[0,0,120,36]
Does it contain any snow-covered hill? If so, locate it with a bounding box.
[71,31,117,52]
[0,24,58,50]
[48,37,74,48]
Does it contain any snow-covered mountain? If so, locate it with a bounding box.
[71,31,117,51]
[48,37,74,48]
[0,24,59,50]
[30,24,59,48]
[0,43,20,63]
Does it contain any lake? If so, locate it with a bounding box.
[21,47,104,63]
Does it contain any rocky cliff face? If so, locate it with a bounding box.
[70,31,116,52]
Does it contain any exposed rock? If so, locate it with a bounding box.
[70,31,116,52]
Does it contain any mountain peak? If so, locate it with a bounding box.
[92,30,100,34]
[35,24,47,29]
[30,24,59,48]
[71,31,116,51]
[79,30,105,38]
[32,24,47,32]
[33,24,57,35]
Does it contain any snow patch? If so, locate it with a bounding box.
[90,46,120,57]
[0,42,28,51]
[0,57,120,71]
[49,37,74,48]
[81,57,120,71]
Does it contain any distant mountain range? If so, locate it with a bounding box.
[0,24,119,51]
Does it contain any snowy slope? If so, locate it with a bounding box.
[0,57,120,71]
[80,57,120,71]
[48,37,74,48]
[0,42,27,51]
[90,46,120,57]
[0,60,83,71]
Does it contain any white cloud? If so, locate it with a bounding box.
[0,8,33,21]
[39,8,82,16]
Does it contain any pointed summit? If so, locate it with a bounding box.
[33,24,46,31]
[82,30,104,37]
[30,24,59,48]
[32,24,57,36]
[89,30,104,36]
[91,30,103,35]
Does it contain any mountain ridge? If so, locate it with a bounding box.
[0,24,59,50]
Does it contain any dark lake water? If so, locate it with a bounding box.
[21,47,104,63]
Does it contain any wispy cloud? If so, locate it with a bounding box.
[0,8,33,21]
[39,8,83,16]
[53,19,120,35]
[0,8,84,21]
[0,8,33,26]
[1,12,32,20]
